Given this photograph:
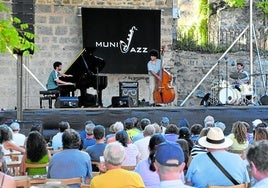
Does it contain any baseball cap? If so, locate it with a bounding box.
[252,119,262,127]
[10,122,20,131]
[161,117,169,124]
[155,141,184,166]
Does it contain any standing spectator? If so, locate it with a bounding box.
[154,141,193,188]
[82,122,96,149]
[134,124,155,160]
[116,130,141,166]
[20,131,50,175]
[86,125,106,171]
[227,121,249,152]
[90,142,145,188]
[10,122,26,147]
[186,127,249,187]
[246,140,268,188]
[135,134,165,188]
[51,121,70,150]
[48,129,92,185]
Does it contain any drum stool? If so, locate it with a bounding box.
[39,90,60,109]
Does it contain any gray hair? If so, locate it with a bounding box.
[85,123,95,135]
[247,140,268,173]
[143,124,155,137]
[104,142,125,165]
[113,121,124,132]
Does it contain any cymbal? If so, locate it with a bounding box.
[230,72,247,79]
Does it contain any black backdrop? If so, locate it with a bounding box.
[82,8,161,74]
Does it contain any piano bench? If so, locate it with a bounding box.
[39,90,60,109]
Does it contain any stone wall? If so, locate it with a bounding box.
[0,0,177,109]
[1,0,268,110]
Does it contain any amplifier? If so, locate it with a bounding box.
[119,82,139,107]
[111,96,133,107]
[55,97,79,108]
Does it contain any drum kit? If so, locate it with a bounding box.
[210,72,254,105]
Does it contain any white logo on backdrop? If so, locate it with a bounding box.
[95,26,148,54]
[119,26,137,53]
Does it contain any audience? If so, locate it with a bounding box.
[177,118,190,129]
[116,130,140,166]
[204,115,215,127]
[154,141,193,188]
[135,134,165,188]
[82,121,96,149]
[52,121,70,150]
[134,124,155,160]
[214,121,226,133]
[253,127,268,141]
[132,118,151,142]
[246,140,268,188]
[0,124,25,163]
[86,125,106,171]
[190,123,203,144]
[227,121,249,152]
[164,124,179,142]
[10,122,26,147]
[20,131,50,175]
[124,118,140,140]
[179,127,194,153]
[80,120,95,140]
[0,145,16,187]
[90,142,145,188]
[48,129,92,185]
[160,117,169,134]
[186,127,250,187]
[106,121,124,144]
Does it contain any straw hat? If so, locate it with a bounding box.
[198,127,233,149]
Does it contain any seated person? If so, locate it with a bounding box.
[48,129,92,185]
[86,125,106,171]
[47,61,73,96]
[82,122,96,149]
[90,142,145,188]
[52,121,70,150]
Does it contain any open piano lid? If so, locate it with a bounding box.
[63,47,106,80]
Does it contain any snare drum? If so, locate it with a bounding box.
[219,87,241,104]
[240,84,253,96]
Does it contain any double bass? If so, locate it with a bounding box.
[153,47,175,104]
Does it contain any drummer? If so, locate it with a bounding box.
[231,62,249,91]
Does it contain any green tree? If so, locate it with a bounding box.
[0,2,37,56]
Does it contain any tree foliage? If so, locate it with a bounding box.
[0,2,37,56]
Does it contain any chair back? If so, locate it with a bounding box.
[121,166,136,171]
[46,177,83,186]
[208,183,248,188]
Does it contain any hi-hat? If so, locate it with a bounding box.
[230,72,247,79]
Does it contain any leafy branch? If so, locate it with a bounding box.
[0,2,37,56]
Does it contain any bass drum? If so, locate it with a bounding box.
[219,87,241,104]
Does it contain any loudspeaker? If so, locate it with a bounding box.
[55,97,79,108]
[119,82,138,107]
[111,96,133,107]
[260,95,268,105]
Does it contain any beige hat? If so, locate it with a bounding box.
[198,127,233,149]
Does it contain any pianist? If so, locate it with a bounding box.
[47,61,73,96]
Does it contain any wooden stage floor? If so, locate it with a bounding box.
[0,105,268,136]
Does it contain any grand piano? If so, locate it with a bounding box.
[60,48,107,107]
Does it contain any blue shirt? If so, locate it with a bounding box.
[48,149,92,188]
[147,59,161,75]
[252,177,268,188]
[186,150,250,188]
[86,143,106,162]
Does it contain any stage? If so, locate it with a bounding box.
[0,105,268,140]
